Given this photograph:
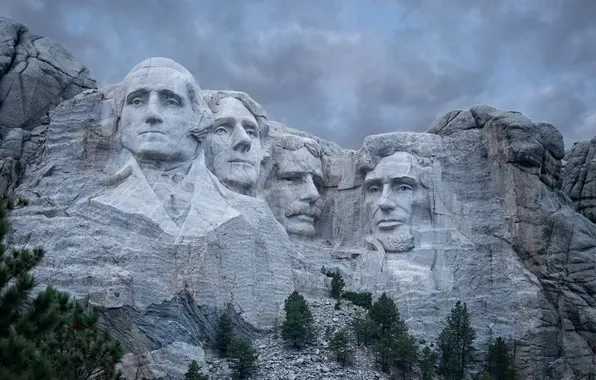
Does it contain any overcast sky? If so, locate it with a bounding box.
[2,0,595,149]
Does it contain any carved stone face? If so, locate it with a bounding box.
[266,147,322,237]
[119,67,197,163]
[363,151,417,252]
[205,97,263,193]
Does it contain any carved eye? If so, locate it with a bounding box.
[281,175,300,183]
[396,184,412,192]
[131,98,143,106]
[368,186,380,193]
[246,129,257,137]
[166,98,179,106]
[214,127,228,135]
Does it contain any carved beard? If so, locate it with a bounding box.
[377,232,414,253]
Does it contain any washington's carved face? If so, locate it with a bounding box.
[267,147,322,237]
[119,67,197,162]
[363,151,417,252]
[205,97,263,193]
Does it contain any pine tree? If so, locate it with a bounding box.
[352,312,376,347]
[281,291,314,349]
[44,300,124,380]
[486,337,516,380]
[0,199,124,379]
[330,272,345,301]
[214,311,234,357]
[369,293,403,335]
[329,328,351,367]
[419,344,437,380]
[392,333,418,380]
[437,301,476,380]
[227,338,258,379]
[185,360,209,380]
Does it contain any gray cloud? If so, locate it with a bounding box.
[1,0,594,149]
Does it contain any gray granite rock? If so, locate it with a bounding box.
[0,17,96,198]
[0,24,593,378]
[563,137,596,224]
[0,17,96,131]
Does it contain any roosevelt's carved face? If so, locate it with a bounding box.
[205,97,263,193]
[266,146,322,237]
[119,67,198,163]
[363,151,417,252]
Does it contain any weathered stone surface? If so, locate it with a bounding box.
[0,17,96,131]
[0,17,96,198]
[563,137,596,224]
[9,58,294,378]
[0,20,594,379]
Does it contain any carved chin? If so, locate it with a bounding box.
[377,233,414,253]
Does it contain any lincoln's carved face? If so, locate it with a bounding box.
[363,151,418,252]
[266,145,322,237]
[119,67,197,163]
[204,97,264,193]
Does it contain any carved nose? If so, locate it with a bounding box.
[232,126,251,153]
[378,187,396,211]
[145,100,163,125]
[300,175,320,203]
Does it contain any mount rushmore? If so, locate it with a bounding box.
[1,16,596,379]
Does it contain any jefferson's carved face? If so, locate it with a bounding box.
[266,146,322,237]
[363,151,418,252]
[205,97,263,193]
[119,67,197,162]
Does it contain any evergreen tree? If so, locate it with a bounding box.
[214,311,234,357]
[352,312,376,347]
[281,291,314,349]
[392,333,418,380]
[329,328,351,367]
[342,291,372,310]
[437,301,476,380]
[44,300,124,380]
[419,344,437,380]
[369,293,403,335]
[0,199,124,380]
[185,360,209,380]
[330,271,345,301]
[227,338,258,379]
[486,337,516,380]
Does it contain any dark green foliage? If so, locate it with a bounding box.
[330,271,345,300]
[214,311,234,357]
[44,300,124,380]
[369,293,403,335]
[419,345,437,380]
[329,328,351,367]
[393,333,418,379]
[486,337,516,380]
[185,360,209,380]
[227,338,258,379]
[341,291,372,310]
[0,199,124,380]
[437,301,476,380]
[366,293,417,377]
[352,312,376,347]
[281,291,314,349]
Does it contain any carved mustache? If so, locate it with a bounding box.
[285,203,322,219]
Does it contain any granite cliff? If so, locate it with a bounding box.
[1,17,595,380]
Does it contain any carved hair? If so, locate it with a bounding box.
[202,90,269,140]
[272,135,322,159]
[114,57,213,140]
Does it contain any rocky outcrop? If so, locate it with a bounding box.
[0,17,96,197]
[563,137,596,224]
[0,20,594,378]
